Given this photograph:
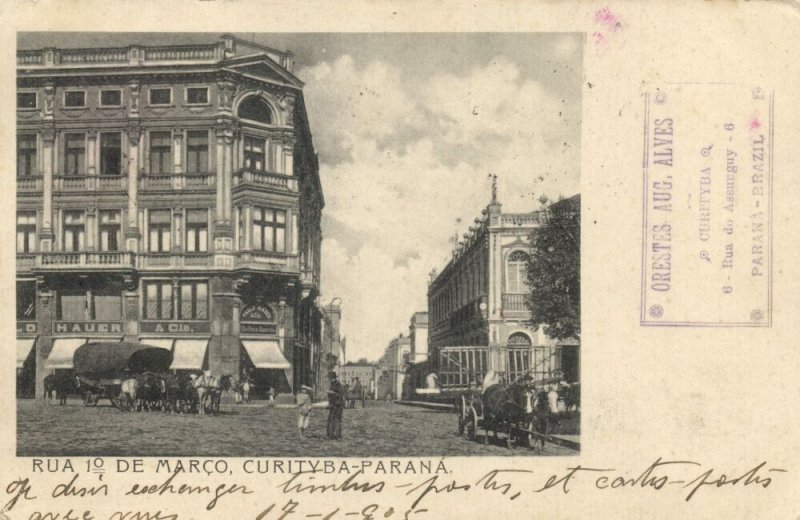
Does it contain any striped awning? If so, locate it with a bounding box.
[241,340,290,369]
[17,338,36,369]
[45,338,87,369]
[170,339,208,370]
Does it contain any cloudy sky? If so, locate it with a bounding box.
[20,32,582,362]
[286,34,583,362]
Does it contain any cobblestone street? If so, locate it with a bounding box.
[18,399,577,457]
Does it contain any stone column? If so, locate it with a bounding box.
[209,276,240,376]
[125,126,141,252]
[34,278,53,399]
[215,129,225,222]
[173,129,183,175]
[40,127,56,252]
[283,145,294,176]
[123,275,139,341]
[87,131,97,176]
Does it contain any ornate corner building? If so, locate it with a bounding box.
[425,193,580,391]
[15,34,323,399]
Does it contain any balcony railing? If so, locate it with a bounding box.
[144,45,219,61]
[137,253,213,270]
[36,251,135,269]
[139,174,216,191]
[18,43,225,68]
[17,176,43,192]
[54,175,128,192]
[233,168,298,192]
[235,251,299,271]
[501,213,541,227]
[17,254,36,270]
[502,293,530,313]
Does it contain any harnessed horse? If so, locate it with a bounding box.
[193,373,232,415]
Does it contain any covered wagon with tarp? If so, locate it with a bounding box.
[74,341,173,409]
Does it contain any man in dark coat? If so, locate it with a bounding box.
[326,371,345,440]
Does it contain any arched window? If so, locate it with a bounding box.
[507,332,532,347]
[238,96,273,125]
[506,250,529,293]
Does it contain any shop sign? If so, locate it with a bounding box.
[17,321,38,334]
[54,321,123,334]
[241,322,277,335]
[140,321,211,334]
[241,304,274,322]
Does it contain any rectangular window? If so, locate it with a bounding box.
[179,281,208,320]
[244,136,265,171]
[144,281,173,320]
[16,281,36,321]
[149,131,172,174]
[100,89,122,106]
[64,91,86,108]
[59,293,87,321]
[17,92,37,110]
[100,133,122,176]
[62,211,85,252]
[149,88,171,105]
[252,207,287,252]
[64,133,86,176]
[186,131,208,173]
[17,135,37,177]
[186,87,209,105]
[185,209,208,253]
[16,212,36,253]
[99,210,121,252]
[94,287,122,321]
[148,210,172,252]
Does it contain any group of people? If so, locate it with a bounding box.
[296,371,347,440]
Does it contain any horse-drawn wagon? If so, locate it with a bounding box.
[73,341,173,410]
[458,375,574,450]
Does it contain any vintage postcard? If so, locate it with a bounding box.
[1,1,799,519]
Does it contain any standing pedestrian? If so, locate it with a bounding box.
[326,371,344,440]
[296,385,314,439]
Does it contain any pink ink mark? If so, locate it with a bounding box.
[592,32,605,45]
[594,7,623,33]
[747,113,762,131]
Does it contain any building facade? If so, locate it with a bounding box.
[338,362,377,399]
[16,34,323,398]
[377,335,410,400]
[426,191,580,391]
[408,312,429,363]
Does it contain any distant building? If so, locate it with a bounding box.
[339,362,377,399]
[426,191,580,390]
[378,334,410,400]
[409,312,429,363]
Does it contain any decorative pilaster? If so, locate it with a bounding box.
[128,80,140,118]
[173,129,183,174]
[213,120,236,264]
[39,126,56,252]
[125,125,141,252]
[86,131,97,175]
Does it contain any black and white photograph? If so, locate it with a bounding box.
[14,32,581,457]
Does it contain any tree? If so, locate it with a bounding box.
[526,195,580,340]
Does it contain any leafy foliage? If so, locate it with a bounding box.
[526,196,580,340]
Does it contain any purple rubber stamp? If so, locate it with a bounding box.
[641,83,772,327]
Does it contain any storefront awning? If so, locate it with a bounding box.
[45,338,87,369]
[140,338,176,351]
[170,339,208,370]
[17,338,36,369]
[242,339,290,369]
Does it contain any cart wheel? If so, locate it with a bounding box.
[467,409,477,441]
